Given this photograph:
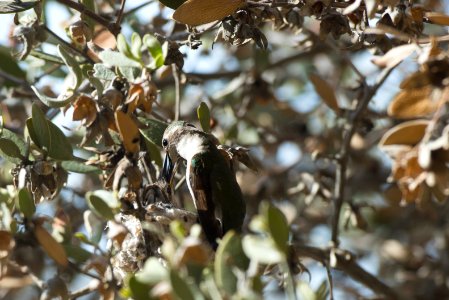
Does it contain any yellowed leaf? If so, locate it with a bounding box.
[34,223,68,267]
[371,44,418,68]
[379,119,429,147]
[426,12,449,26]
[115,110,140,155]
[172,0,245,26]
[309,74,340,114]
[387,86,435,118]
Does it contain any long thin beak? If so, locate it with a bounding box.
[161,153,174,183]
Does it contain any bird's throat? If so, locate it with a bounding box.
[176,134,209,161]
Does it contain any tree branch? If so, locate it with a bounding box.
[294,245,399,299]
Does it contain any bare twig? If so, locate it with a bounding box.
[172,64,181,121]
[294,245,399,299]
[44,26,94,63]
[68,282,99,299]
[115,0,127,27]
[331,65,398,246]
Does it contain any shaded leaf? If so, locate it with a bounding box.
[266,203,289,254]
[136,257,168,285]
[93,63,116,80]
[215,231,249,295]
[31,103,51,150]
[34,222,68,267]
[63,244,92,263]
[0,47,25,86]
[128,276,153,300]
[46,121,73,160]
[170,270,195,300]
[0,128,27,164]
[159,0,186,9]
[139,118,168,146]
[17,188,35,219]
[61,161,101,174]
[172,0,245,26]
[86,192,115,220]
[0,138,23,161]
[309,74,340,114]
[197,102,211,133]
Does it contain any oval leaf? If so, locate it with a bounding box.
[426,12,449,26]
[159,0,186,9]
[0,129,27,164]
[86,192,115,220]
[139,117,168,146]
[172,0,245,26]
[242,235,284,264]
[34,223,68,267]
[61,161,101,174]
[17,188,35,219]
[266,203,289,254]
[0,138,23,161]
[379,119,429,147]
[170,270,195,300]
[115,111,140,155]
[387,86,435,118]
[197,102,211,133]
[31,103,51,149]
[371,44,418,68]
[46,122,73,160]
[309,74,340,114]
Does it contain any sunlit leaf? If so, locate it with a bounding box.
[371,44,418,68]
[93,63,116,80]
[86,192,115,220]
[265,203,289,254]
[426,12,449,26]
[34,222,69,267]
[136,257,168,285]
[379,119,429,147]
[117,33,133,58]
[139,118,168,147]
[115,110,140,155]
[242,235,284,264]
[172,0,245,26]
[99,49,141,68]
[387,86,435,118]
[131,32,142,60]
[143,35,165,69]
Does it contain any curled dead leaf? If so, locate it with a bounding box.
[379,119,429,148]
[173,0,245,26]
[115,111,140,155]
[371,44,418,68]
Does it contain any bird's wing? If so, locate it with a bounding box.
[189,153,222,247]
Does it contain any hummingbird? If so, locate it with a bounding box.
[161,121,246,247]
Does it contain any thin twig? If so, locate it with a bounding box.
[172,64,181,121]
[331,64,398,246]
[115,0,127,27]
[44,26,94,63]
[68,283,99,299]
[123,0,154,17]
[55,0,120,35]
[294,245,399,299]
[325,262,334,300]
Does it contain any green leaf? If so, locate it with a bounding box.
[0,0,39,14]
[17,188,35,219]
[131,32,143,60]
[158,0,186,9]
[117,33,133,58]
[265,203,289,254]
[143,138,163,168]
[242,235,284,264]
[143,35,165,69]
[47,121,73,160]
[139,118,168,146]
[81,64,104,97]
[0,138,23,161]
[63,244,92,263]
[31,45,82,108]
[170,270,195,300]
[215,231,249,295]
[93,63,116,80]
[99,49,142,68]
[79,0,96,29]
[86,191,116,220]
[129,276,153,300]
[197,102,211,133]
[0,129,27,164]
[0,47,25,86]
[31,104,51,150]
[61,161,100,174]
[135,257,168,285]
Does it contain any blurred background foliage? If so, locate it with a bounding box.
[1,0,449,299]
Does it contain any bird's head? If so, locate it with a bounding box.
[160,121,196,183]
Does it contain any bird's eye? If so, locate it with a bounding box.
[162,138,168,147]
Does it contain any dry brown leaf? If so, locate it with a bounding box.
[399,71,430,89]
[371,44,418,68]
[309,73,340,114]
[387,86,435,118]
[172,0,245,26]
[343,0,362,15]
[426,12,449,26]
[93,26,116,49]
[379,119,429,147]
[115,110,140,155]
[34,223,68,267]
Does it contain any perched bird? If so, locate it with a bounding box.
[161,121,246,247]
